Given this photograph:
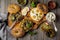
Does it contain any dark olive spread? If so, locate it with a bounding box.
[20,19,33,32]
[17,0,28,6]
[46,29,56,38]
[40,22,52,31]
[10,13,23,22]
[40,22,56,38]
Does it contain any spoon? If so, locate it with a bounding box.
[52,21,57,32]
[46,12,58,32]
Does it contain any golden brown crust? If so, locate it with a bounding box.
[11,23,25,38]
[8,14,13,27]
[37,3,48,14]
[32,16,46,30]
[8,4,21,14]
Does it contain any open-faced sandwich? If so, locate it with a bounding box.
[40,22,56,38]
[26,3,48,29]
[8,4,21,14]
[11,23,25,38]
[19,17,34,32]
[8,12,24,27]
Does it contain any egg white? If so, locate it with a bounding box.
[30,8,44,21]
[21,7,29,16]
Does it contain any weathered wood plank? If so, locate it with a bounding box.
[30,30,38,40]
[6,30,16,40]
[38,27,44,40]
[21,34,30,40]
[56,0,60,39]
[50,0,57,40]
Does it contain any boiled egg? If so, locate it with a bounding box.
[21,7,29,16]
[30,8,44,21]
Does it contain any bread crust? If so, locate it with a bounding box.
[11,23,25,38]
[37,3,48,14]
[8,4,21,14]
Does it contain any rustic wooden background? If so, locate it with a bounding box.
[1,0,60,40]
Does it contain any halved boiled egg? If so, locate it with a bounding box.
[30,8,44,21]
[21,7,29,16]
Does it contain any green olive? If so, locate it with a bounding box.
[11,15,16,21]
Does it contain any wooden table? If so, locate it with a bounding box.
[1,0,60,40]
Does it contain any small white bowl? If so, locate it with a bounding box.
[46,12,56,22]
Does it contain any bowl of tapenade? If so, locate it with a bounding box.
[17,0,28,6]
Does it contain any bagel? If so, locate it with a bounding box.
[8,4,21,14]
[11,23,25,38]
[37,3,48,14]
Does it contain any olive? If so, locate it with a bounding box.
[11,15,16,21]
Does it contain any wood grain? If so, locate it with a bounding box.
[2,0,60,40]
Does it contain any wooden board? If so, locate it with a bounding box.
[1,0,60,40]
